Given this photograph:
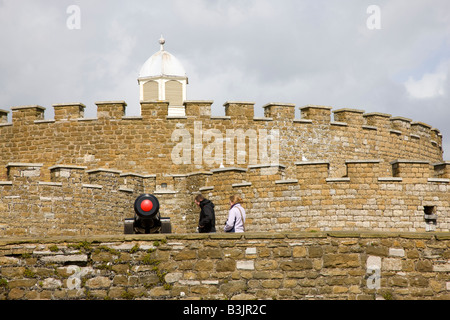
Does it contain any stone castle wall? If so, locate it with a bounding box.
[0,100,448,237]
[0,159,448,237]
[0,232,449,300]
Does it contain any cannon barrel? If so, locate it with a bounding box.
[124,194,171,234]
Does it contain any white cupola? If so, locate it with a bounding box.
[138,36,188,116]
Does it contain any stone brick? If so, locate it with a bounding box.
[389,248,405,257]
[383,258,402,271]
[220,281,247,295]
[85,276,111,289]
[237,260,255,270]
[194,260,214,271]
[293,247,307,257]
[150,287,170,298]
[280,259,313,271]
[323,254,360,268]
[308,246,323,258]
[216,259,236,272]
[416,260,433,272]
[174,250,197,261]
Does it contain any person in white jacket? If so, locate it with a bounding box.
[224,195,246,233]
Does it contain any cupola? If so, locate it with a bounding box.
[138,36,188,116]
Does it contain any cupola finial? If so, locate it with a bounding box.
[159,35,165,51]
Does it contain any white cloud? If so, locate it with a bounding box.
[404,64,448,99]
[173,0,273,27]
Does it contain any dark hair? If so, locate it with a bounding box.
[195,194,205,202]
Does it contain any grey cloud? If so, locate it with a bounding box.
[0,0,449,156]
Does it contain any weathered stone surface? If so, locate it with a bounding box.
[280,259,313,271]
[323,254,361,268]
[85,276,111,289]
[0,102,447,238]
[0,233,448,300]
[40,254,88,264]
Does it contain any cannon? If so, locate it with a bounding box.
[124,194,172,234]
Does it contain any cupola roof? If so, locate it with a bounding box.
[138,36,187,80]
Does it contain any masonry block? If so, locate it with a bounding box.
[391,160,431,182]
[224,101,254,121]
[11,105,46,123]
[53,103,86,121]
[248,164,285,182]
[143,175,157,193]
[210,167,247,187]
[141,101,169,119]
[345,160,381,182]
[0,109,9,124]
[333,108,365,126]
[96,101,127,119]
[6,163,43,182]
[299,105,331,123]
[296,161,330,183]
[50,165,87,184]
[87,168,122,190]
[431,128,442,147]
[411,122,432,139]
[390,117,411,133]
[263,103,296,120]
[363,112,391,129]
[120,173,147,193]
[184,101,213,118]
[433,162,450,179]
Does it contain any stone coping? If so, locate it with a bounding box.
[223,101,255,106]
[95,100,127,106]
[184,100,214,105]
[6,162,44,168]
[10,105,46,111]
[232,182,252,188]
[49,165,88,170]
[333,108,365,114]
[390,116,412,122]
[293,119,313,124]
[390,159,431,165]
[345,159,382,164]
[262,102,296,108]
[1,231,449,246]
[363,112,392,118]
[86,168,122,174]
[330,121,348,127]
[299,105,332,110]
[295,161,329,166]
[53,103,86,108]
[211,167,247,173]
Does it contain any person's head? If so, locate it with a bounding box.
[229,195,242,206]
[195,194,205,207]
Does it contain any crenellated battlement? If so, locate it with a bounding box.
[0,159,449,237]
[0,103,444,181]
[0,102,444,148]
[2,159,449,187]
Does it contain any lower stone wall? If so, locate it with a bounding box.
[0,232,449,300]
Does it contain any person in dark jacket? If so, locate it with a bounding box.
[195,194,216,233]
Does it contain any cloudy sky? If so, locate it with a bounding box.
[0,0,449,156]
